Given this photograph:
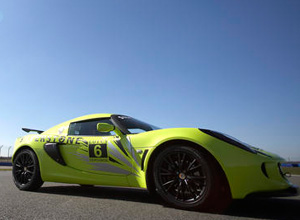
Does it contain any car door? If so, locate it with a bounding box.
[59,118,135,178]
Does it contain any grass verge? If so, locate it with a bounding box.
[0,168,12,171]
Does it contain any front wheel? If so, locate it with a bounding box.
[153,146,231,212]
[12,149,44,191]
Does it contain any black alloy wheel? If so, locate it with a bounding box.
[12,149,44,191]
[153,146,231,212]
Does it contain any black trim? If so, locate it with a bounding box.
[114,139,129,157]
[261,163,269,178]
[22,128,44,134]
[80,148,88,153]
[109,157,122,165]
[141,149,149,171]
[199,128,257,154]
[69,117,111,123]
[44,143,66,166]
[256,150,272,158]
[247,185,299,198]
[111,115,128,134]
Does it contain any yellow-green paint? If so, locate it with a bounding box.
[13,114,294,199]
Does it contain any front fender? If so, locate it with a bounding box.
[129,128,293,199]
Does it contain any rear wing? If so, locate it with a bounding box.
[22,128,44,134]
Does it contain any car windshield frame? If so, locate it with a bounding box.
[111,114,160,134]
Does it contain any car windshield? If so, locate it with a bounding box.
[113,115,160,134]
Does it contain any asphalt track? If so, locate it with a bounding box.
[0,171,299,220]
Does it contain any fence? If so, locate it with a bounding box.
[0,145,13,157]
[0,145,13,166]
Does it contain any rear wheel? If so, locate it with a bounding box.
[153,145,231,212]
[12,149,44,191]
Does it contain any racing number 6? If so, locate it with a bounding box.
[94,145,102,157]
[89,143,107,158]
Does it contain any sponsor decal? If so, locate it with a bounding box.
[58,126,67,135]
[34,135,89,145]
[35,136,108,145]
[36,135,109,163]
[36,135,141,176]
[89,144,108,162]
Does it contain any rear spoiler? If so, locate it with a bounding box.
[22,128,44,134]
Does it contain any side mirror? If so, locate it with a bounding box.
[97,123,115,133]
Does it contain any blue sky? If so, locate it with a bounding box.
[0,0,299,160]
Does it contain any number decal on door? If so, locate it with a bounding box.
[89,144,108,159]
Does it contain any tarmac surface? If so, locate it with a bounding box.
[0,166,11,170]
[0,171,299,220]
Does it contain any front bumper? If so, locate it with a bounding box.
[247,184,299,198]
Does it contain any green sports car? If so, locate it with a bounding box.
[12,114,298,211]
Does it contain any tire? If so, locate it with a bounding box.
[153,145,231,212]
[79,184,94,187]
[12,149,44,191]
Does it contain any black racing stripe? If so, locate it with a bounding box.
[79,148,88,152]
[141,149,149,171]
[109,157,123,165]
[199,128,257,154]
[114,139,129,157]
[78,139,89,147]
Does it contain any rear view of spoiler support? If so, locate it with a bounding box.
[22,128,44,134]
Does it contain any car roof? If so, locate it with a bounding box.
[69,113,113,122]
[42,113,114,135]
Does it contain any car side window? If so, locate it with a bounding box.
[68,119,116,136]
